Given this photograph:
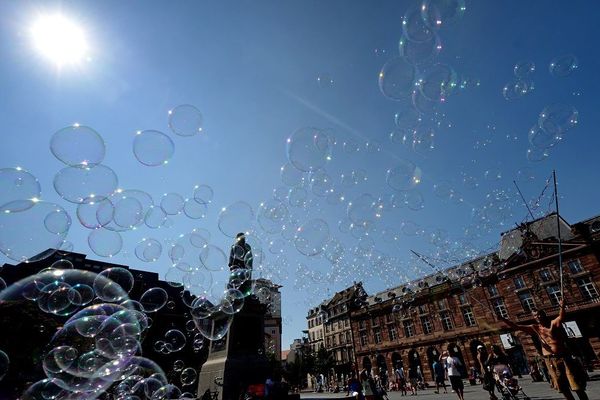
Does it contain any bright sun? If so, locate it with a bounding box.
[30,14,89,67]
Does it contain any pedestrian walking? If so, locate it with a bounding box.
[443,349,465,400]
[432,359,448,394]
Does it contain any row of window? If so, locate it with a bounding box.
[308,316,324,328]
[309,329,323,342]
[359,306,479,347]
[325,318,350,333]
[325,331,353,347]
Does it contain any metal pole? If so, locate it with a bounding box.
[553,170,564,298]
[513,180,535,220]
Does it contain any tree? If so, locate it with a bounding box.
[314,347,334,375]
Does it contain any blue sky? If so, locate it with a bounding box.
[1,0,599,349]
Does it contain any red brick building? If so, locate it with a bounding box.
[350,213,600,383]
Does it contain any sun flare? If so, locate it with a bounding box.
[30,14,89,67]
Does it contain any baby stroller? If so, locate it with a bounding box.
[493,365,530,400]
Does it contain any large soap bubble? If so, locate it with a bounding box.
[286,127,332,172]
[0,167,41,210]
[50,124,106,167]
[135,238,162,262]
[76,196,114,229]
[88,228,123,257]
[379,57,416,100]
[53,164,118,204]
[133,130,175,166]
[257,199,289,234]
[0,200,70,262]
[399,33,441,66]
[402,6,434,43]
[417,63,457,102]
[421,0,466,29]
[218,201,255,238]
[168,104,203,137]
[386,161,422,191]
[549,54,578,77]
[294,218,330,256]
[538,104,578,136]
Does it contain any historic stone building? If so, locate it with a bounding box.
[255,278,283,361]
[306,304,325,353]
[307,282,367,377]
[350,213,600,383]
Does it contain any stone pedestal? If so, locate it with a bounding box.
[198,296,270,400]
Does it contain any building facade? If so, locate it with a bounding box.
[349,213,600,383]
[254,278,283,361]
[306,304,325,353]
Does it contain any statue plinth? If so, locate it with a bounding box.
[198,296,270,400]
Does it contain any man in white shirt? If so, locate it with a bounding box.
[442,350,464,400]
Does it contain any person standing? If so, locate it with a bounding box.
[477,345,497,400]
[443,350,465,400]
[432,359,448,394]
[395,365,407,396]
[408,365,418,396]
[499,299,588,400]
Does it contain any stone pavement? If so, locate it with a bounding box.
[300,375,600,400]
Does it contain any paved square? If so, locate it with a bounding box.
[300,375,600,400]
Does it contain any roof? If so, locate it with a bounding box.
[499,212,573,260]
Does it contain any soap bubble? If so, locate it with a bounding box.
[0,167,41,210]
[218,201,255,238]
[0,200,70,262]
[402,6,434,43]
[280,162,306,187]
[76,196,113,229]
[160,193,185,215]
[183,198,207,219]
[164,329,186,352]
[94,267,134,300]
[421,0,466,29]
[132,130,174,166]
[538,104,578,136]
[286,127,332,172]
[193,309,233,341]
[199,244,227,272]
[50,124,105,167]
[514,60,535,78]
[288,187,308,208]
[386,161,422,191]
[378,57,417,100]
[526,147,550,162]
[398,33,441,66]
[417,63,457,102]
[108,193,143,230]
[502,79,534,100]
[135,238,162,262]
[0,350,8,381]
[180,367,197,385]
[88,229,122,257]
[257,199,289,234]
[140,287,169,312]
[145,205,168,229]
[317,73,334,88]
[528,125,561,149]
[53,164,118,204]
[168,104,203,137]
[193,184,214,205]
[549,54,578,77]
[347,193,378,225]
[295,218,330,256]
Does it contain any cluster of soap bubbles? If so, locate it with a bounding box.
[0,253,267,398]
[527,104,578,161]
[0,103,217,264]
[503,61,535,100]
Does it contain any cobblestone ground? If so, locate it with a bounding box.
[301,375,600,400]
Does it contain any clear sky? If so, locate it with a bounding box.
[0,0,599,350]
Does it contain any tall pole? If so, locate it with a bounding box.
[553,170,564,297]
[513,180,535,220]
